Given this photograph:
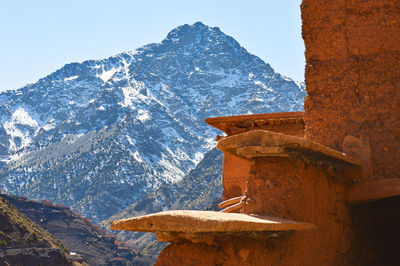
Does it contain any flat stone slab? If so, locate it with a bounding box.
[205,112,304,136]
[110,210,316,234]
[217,130,362,166]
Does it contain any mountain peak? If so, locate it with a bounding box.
[163,22,225,46]
[193,21,205,26]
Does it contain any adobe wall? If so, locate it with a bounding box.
[221,116,304,200]
[222,153,249,200]
[255,122,304,138]
[156,157,364,265]
[302,0,400,181]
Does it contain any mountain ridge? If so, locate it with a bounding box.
[1,193,143,265]
[0,22,305,222]
[0,196,77,265]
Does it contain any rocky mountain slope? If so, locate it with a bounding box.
[1,193,143,265]
[0,22,305,222]
[0,196,76,265]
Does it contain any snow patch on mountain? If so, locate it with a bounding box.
[64,75,79,81]
[3,108,41,151]
[137,110,151,122]
[97,67,119,83]
[158,154,185,183]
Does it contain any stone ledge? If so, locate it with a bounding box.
[217,130,362,166]
[205,112,304,136]
[110,210,316,235]
[346,178,400,204]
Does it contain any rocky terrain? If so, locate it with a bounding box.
[0,193,155,265]
[0,22,305,223]
[0,196,77,265]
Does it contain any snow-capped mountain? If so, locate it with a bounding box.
[0,22,305,221]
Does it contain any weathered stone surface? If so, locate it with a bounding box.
[206,111,304,137]
[110,210,316,235]
[299,1,400,264]
[217,130,362,166]
[213,113,305,200]
[236,146,287,158]
[221,152,250,200]
[302,0,400,181]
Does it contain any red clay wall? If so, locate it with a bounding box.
[302,0,400,181]
[222,153,250,200]
[222,119,304,200]
[156,157,363,265]
[258,122,304,138]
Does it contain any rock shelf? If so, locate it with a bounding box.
[217,130,363,167]
[206,111,304,138]
[110,210,316,236]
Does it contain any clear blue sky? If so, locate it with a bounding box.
[0,0,304,91]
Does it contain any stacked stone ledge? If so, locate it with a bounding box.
[111,112,364,265]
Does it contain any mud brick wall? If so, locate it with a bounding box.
[239,156,354,265]
[156,156,361,265]
[302,0,400,181]
[221,117,304,200]
[222,153,250,200]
